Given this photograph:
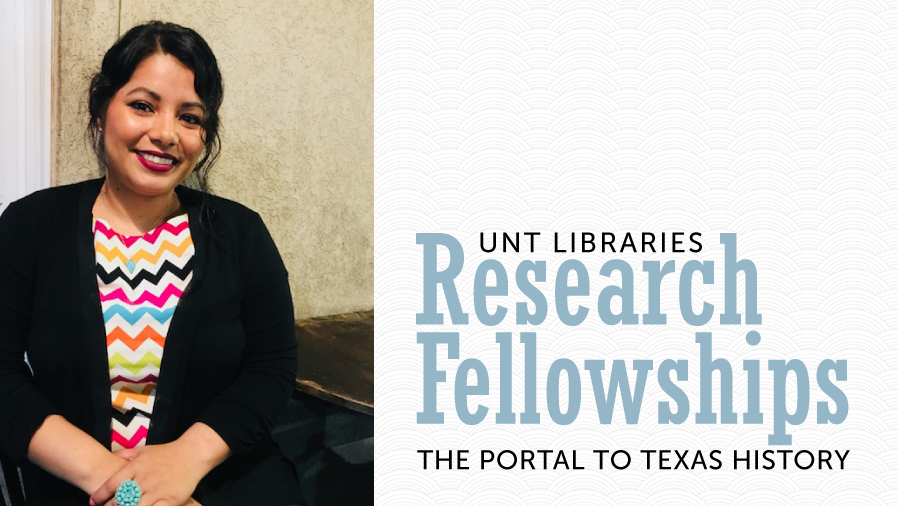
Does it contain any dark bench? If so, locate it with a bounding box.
[293,310,373,415]
[271,310,374,505]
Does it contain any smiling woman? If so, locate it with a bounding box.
[87,22,221,236]
[0,21,303,506]
[92,53,205,234]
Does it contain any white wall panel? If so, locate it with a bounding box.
[0,0,51,214]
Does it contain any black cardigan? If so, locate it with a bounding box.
[0,178,302,506]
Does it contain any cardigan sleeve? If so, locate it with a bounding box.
[0,201,62,464]
[195,213,297,456]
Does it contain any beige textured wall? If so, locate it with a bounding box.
[54,0,374,319]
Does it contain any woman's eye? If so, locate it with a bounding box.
[129,101,152,112]
[181,115,201,125]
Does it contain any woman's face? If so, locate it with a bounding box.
[101,52,206,198]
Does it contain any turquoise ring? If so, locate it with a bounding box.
[114,479,142,506]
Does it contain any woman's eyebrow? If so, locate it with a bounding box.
[182,102,207,113]
[125,86,206,112]
[126,86,161,100]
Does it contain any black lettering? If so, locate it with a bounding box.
[621,232,636,253]
[659,449,671,469]
[524,232,540,252]
[642,232,656,253]
[480,233,496,253]
[503,232,519,253]
[582,232,595,253]
[602,232,616,253]
[689,232,702,252]
[734,450,750,470]
[762,450,775,470]
[418,450,433,469]
[594,450,609,470]
[674,449,689,470]
[642,450,656,468]
[818,450,832,470]
[672,232,684,252]
[537,449,552,469]
[777,450,792,469]
[709,450,722,470]
[553,450,569,470]
[795,450,814,470]
[691,450,707,470]
[554,233,565,252]
[611,450,630,470]
[835,450,849,469]
[497,450,516,469]
[481,450,494,469]
[436,450,452,469]
[521,450,535,470]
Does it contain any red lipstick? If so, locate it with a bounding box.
[134,151,178,172]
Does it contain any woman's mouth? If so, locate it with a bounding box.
[135,151,178,171]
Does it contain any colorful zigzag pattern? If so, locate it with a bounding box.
[94,215,193,451]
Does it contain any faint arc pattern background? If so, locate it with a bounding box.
[375,2,897,505]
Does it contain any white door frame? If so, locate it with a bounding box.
[0,0,52,215]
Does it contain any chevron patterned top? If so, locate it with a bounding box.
[93,214,194,451]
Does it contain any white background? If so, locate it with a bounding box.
[374,1,897,504]
[0,0,52,214]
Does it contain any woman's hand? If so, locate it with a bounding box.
[89,440,207,506]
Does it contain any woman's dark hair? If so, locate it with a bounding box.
[88,21,223,196]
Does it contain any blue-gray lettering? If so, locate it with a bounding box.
[597,260,639,325]
[474,259,508,326]
[743,359,763,424]
[643,260,675,324]
[520,332,540,424]
[585,359,653,424]
[695,332,737,424]
[555,260,590,326]
[416,233,468,325]
[417,332,460,423]
[720,233,761,325]
[547,359,581,425]
[658,359,688,424]
[516,261,548,325]
[495,332,515,424]
[768,359,810,445]
[816,360,848,424]
[679,260,714,326]
[455,358,489,425]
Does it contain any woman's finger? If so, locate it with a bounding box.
[114,448,140,461]
[89,468,134,506]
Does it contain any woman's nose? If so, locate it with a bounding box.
[149,114,178,146]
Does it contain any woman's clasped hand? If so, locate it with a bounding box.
[90,441,206,506]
